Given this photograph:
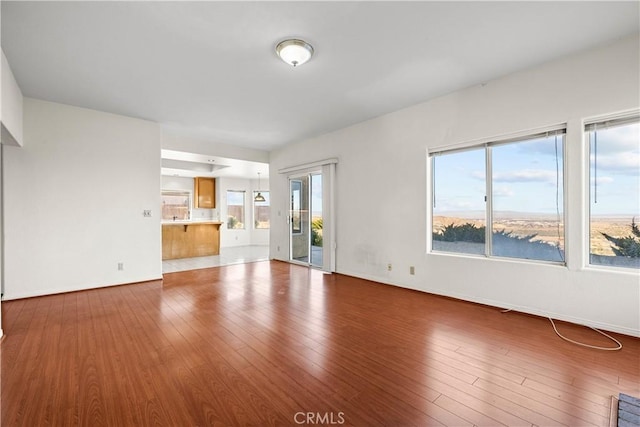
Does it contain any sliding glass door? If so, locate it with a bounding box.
[289,172,323,268]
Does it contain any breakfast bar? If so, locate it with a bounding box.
[161,221,223,260]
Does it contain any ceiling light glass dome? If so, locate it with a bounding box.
[276,39,314,67]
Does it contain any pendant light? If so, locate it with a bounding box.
[255,172,266,202]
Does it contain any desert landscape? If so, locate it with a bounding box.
[589,217,638,256]
[433,214,636,256]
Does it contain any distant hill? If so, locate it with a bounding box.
[436,211,638,220]
[436,210,558,220]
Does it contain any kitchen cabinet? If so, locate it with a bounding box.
[194,177,216,208]
[162,222,222,260]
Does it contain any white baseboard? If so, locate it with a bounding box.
[336,269,640,338]
[1,275,164,301]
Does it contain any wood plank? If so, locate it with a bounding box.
[1,261,638,426]
[474,377,605,426]
[433,394,508,427]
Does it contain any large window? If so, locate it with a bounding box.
[432,148,486,255]
[254,191,270,229]
[227,190,245,229]
[587,116,640,269]
[161,190,191,221]
[431,130,565,263]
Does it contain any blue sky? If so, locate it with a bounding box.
[433,148,486,215]
[227,190,245,206]
[433,122,639,218]
[290,174,323,216]
[311,174,322,215]
[589,123,640,216]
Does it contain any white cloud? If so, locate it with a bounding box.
[492,169,558,183]
[516,138,563,157]
[493,185,514,197]
[590,176,614,185]
[588,123,640,176]
[434,199,483,212]
[591,152,640,174]
[592,123,640,155]
[470,170,485,180]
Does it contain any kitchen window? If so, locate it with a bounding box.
[161,190,191,221]
[254,191,270,229]
[227,190,245,229]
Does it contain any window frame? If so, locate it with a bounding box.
[584,113,640,270]
[161,189,192,222]
[253,190,270,229]
[226,190,246,230]
[428,126,567,265]
[290,179,303,235]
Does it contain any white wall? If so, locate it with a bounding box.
[0,47,24,337]
[161,175,219,221]
[218,177,270,248]
[270,35,640,336]
[1,50,24,147]
[0,143,3,337]
[3,98,162,300]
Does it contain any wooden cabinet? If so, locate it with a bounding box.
[194,177,216,208]
[162,222,222,260]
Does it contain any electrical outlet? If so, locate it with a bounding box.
[118,262,124,271]
[387,263,392,271]
[410,266,415,275]
[277,245,280,251]
[143,210,152,217]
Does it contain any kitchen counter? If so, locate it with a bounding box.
[162,220,223,225]
[162,221,222,260]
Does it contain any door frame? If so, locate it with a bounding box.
[288,173,311,267]
[279,159,337,273]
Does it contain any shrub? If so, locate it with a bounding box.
[602,218,640,258]
[433,222,563,261]
[493,229,539,242]
[433,222,485,243]
[227,215,239,229]
[311,218,323,246]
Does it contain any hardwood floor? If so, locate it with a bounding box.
[1,260,638,426]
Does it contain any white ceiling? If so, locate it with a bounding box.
[2,1,639,154]
[161,149,269,179]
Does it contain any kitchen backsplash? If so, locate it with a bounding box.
[192,208,219,221]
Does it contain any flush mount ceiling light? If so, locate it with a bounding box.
[275,39,314,67]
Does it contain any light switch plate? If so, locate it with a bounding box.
[143,210,152,217]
